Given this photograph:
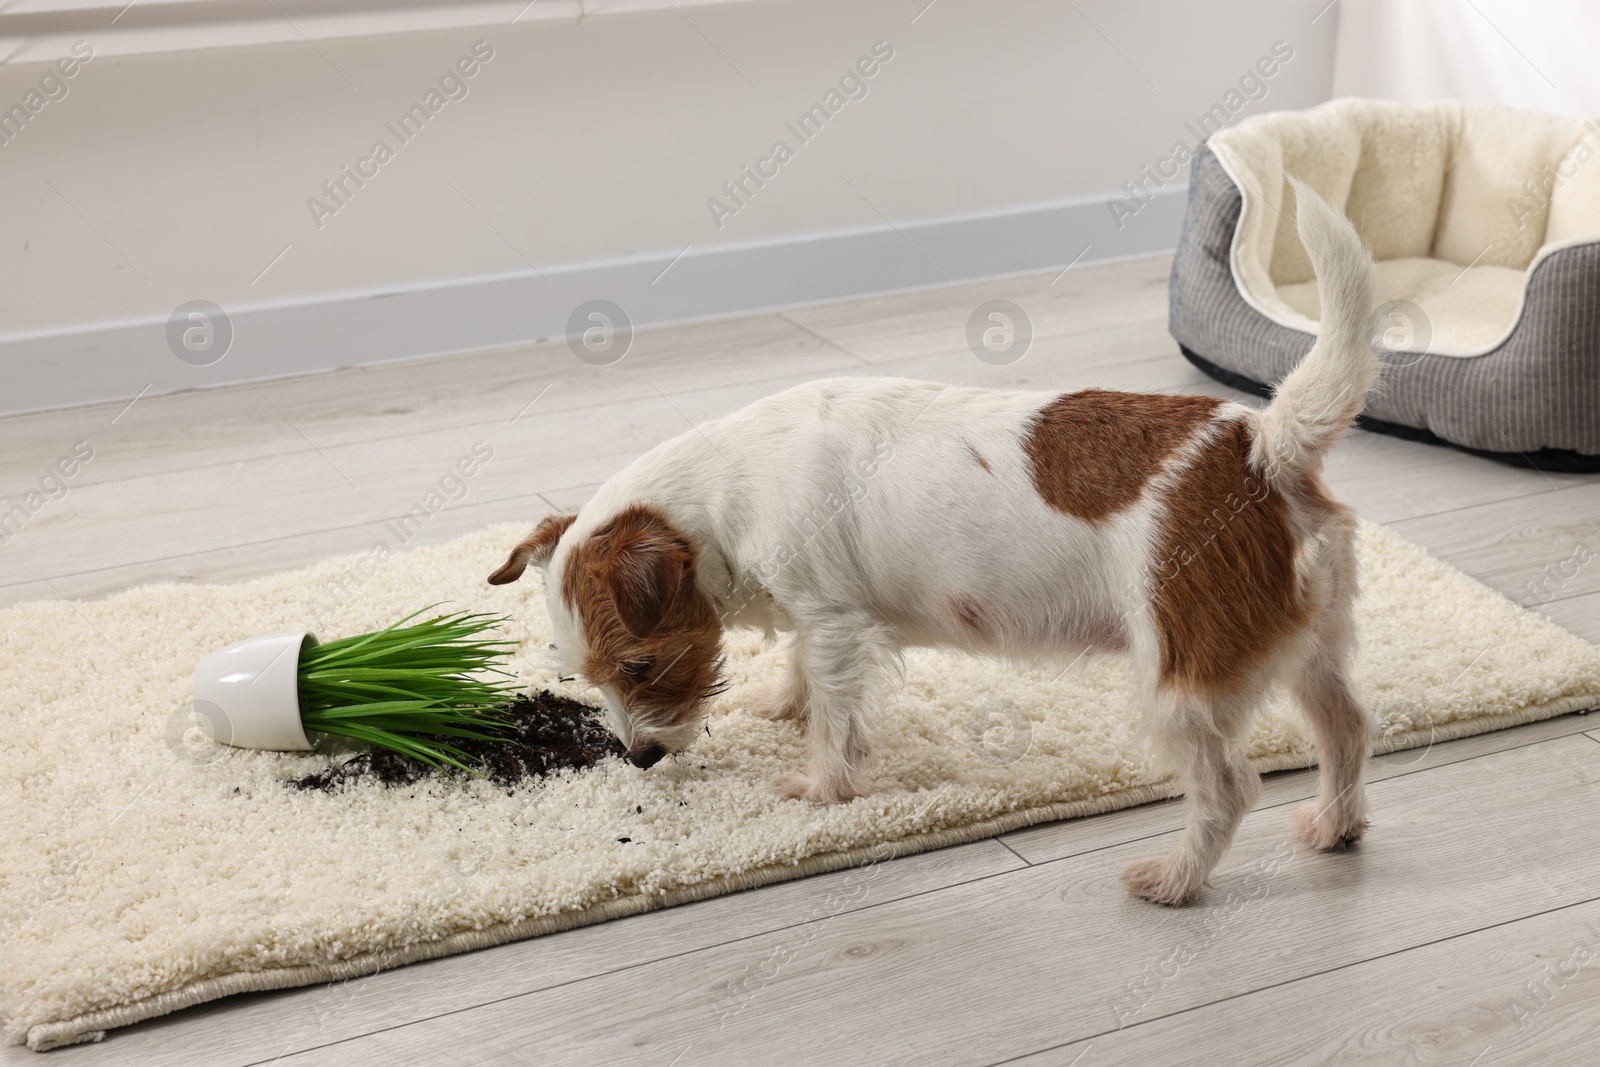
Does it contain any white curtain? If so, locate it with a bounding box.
[1333,0,1600,118]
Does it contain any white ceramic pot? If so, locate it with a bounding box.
[192,631,318,751]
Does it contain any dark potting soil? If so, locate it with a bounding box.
[287,690,625,792]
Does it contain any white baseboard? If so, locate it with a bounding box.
[0,187,1185,417]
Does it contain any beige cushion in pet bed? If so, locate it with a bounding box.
[1221,98,1600,356]
[1170,98,1600,469]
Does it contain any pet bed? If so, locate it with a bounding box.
[1169,98,1600,471]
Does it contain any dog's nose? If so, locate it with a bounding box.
[628,744,668,770]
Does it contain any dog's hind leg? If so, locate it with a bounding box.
[1288,512,1369,849]
[1123,684,1263,905]
[1289,649,1369,849]
[773,611,897,805]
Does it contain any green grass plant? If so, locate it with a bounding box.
[297,607,519,772]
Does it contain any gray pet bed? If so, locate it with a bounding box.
[1170,98,1600,471]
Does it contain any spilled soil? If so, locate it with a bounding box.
[288,690,625,791]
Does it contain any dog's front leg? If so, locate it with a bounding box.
[746,648,808,722]
[774,612,897,805]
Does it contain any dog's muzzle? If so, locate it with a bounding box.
[628,744,668,770]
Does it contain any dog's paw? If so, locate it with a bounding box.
[745,681,807,722]
[1121,857,1201,906]
[773,772,861,805]
[1293,801,1367,851]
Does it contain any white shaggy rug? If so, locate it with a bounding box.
[3,522,1598,1051]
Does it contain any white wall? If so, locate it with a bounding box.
[0,0,1337,412]
[1334,0,1600,116]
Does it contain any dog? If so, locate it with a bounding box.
[488,179,1378,904]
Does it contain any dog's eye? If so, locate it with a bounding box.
[619,656,656,679]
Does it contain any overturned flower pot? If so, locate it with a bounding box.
[189,609,522,771]
[193,631,319,751]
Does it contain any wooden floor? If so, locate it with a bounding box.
[4,254,1599,1065]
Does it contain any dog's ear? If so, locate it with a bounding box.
[598,513,692,638]
[487,514,576,585]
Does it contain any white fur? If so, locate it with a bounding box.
[1253,176,1381,480]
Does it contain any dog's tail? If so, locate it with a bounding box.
[1253,178,1379,479]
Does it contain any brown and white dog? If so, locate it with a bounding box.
[489,180,1378,904]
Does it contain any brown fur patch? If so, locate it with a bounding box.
[1152,419,1307,693]
[964,442,992,474]
[487,513,576,585]
[560,505,725,729]
[1024,390,1223,522]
